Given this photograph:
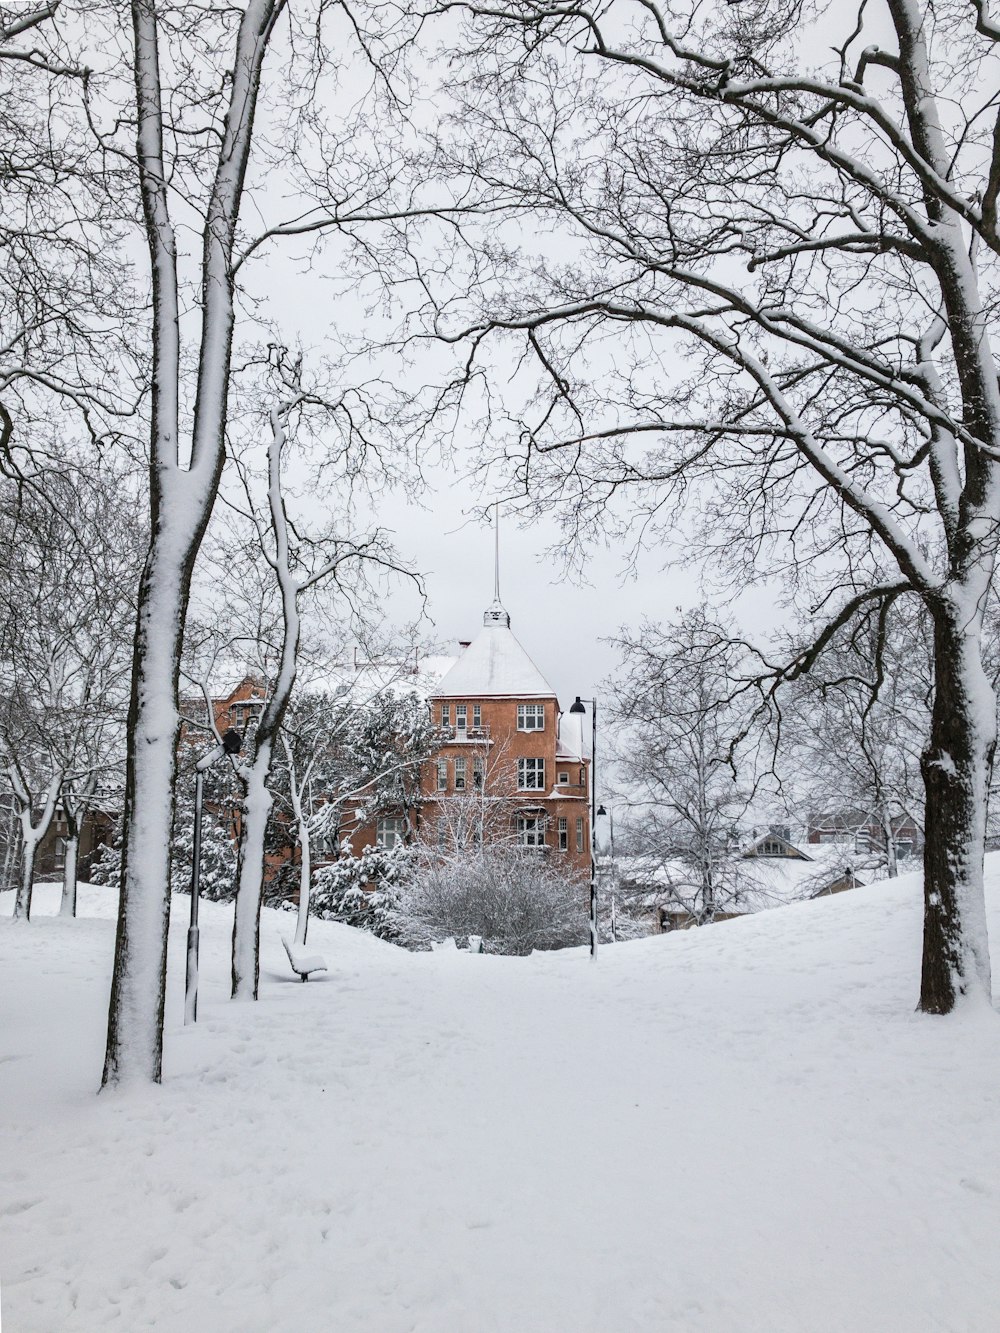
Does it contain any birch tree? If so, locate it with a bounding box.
[95,0,430,1083]
[226,353,416,1001]
[388,0,1000,1012]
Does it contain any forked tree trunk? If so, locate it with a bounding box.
[231,754,273,1000]
[103,543,194,1085]
[919,600,995,1013]
[10,774,60,922]
[13,838,38,921]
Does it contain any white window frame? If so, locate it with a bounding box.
[473,703,482,728]
[518,757,545,791]
[454,756,467,790]
[456,703,468,731]
[436,759,448,791]
[558,770,569,785]
[558,817,568,851]
[473,756,485,789]
[376,816,406,849]
[517,703,545,732]
[441,704,450,726]
[517,815,546,848]
[576,817,585,853]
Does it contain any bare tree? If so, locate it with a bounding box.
[0,467,138,919]
[277,678,436,945]
[1,5,138,475]
[225,353,418,1001]
[93,0,430,1084]
[609,608,759,924]
[780,596,936,880]
[378,0,1000,1012]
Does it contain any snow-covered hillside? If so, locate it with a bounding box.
[3,864,1000,1332]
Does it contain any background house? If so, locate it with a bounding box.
[346,596,592,871]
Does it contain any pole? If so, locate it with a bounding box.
[184,769,204,1025]
[589,698,598,960]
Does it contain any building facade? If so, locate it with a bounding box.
[347,597,592,872]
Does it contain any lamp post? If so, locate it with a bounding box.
[597,803,616,942]
[570,695,598,959]
[185,727,242,1025]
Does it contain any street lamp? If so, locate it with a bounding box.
[185,727,242,1025]
[597,803,616,942]
[570,696,598,959]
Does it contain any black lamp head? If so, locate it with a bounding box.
[222,728,243,755]
[569,696,586,714]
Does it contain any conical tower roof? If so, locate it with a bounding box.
[431,600,557,699]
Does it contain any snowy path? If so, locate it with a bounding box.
[3,869,1000,1332]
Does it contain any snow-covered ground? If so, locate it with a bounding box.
[3,865,1000,1332]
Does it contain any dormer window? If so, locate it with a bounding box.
[517,704,544,732]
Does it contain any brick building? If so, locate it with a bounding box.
[346,597,592,872]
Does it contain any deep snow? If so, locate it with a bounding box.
[2,863,1000,1332]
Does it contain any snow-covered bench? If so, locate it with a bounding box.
[281,937,327,982]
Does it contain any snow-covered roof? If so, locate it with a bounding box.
[618,845,867,916]
[431,601,557,700]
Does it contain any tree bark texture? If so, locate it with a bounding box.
[920,600,995,1012]
[231,756,273,1000]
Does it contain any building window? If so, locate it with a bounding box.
[473,756,485,789]
[558,817,568,850]
[437,817,448,848]
[576,817,585,853]
[376,817,406,849]
[473,703,481,728]
[579,766,585,786]
[517,703,545,732]
[456,704,467,731]
[441,704,450,726]
[437,759,448,791]
[518,757,545,790]
[518,815,546,847]
[454,756,467,791]
[558,771,569,785]
[232,701,263,730]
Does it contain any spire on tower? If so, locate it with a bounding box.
[484,502,510,626]
[494,501,501,601]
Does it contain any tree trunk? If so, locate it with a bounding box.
[231,752,273,1000]
[102,540,192,1087]
[919,599,995,1013]
[294,821,311,948]
[60,830,80,918]
[881,806,898,880]
[12,837,37,921]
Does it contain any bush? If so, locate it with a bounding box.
[396,846,588,955]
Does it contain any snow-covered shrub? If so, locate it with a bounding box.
[397,846,588,955]
[88,830,122,887]
[310,844,413,940]
[91,793,239,900]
